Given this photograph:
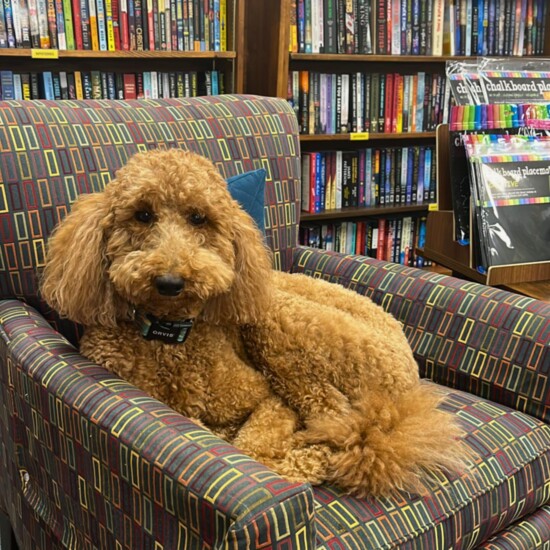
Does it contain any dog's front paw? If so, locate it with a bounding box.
[268,443,332,486]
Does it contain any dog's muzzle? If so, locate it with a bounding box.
[154,274,185,296]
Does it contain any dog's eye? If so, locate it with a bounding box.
[189,212,207,226]
[134,210,154,224]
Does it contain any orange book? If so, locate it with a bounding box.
[89,0,100,50]
[394,74,404,133]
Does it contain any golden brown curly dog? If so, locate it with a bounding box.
[41,149,466,497]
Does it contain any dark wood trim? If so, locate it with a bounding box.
[300,204,430,222]
[291,54,474,62]
[300,132,437,142]
[0,50,236,59]
[243,0,290,98]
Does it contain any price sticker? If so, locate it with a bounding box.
[31,49,59,59]
[350,132,369,141]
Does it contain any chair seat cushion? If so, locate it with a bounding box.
[313,382,550,549]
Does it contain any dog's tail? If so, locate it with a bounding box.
[301,383,469,498]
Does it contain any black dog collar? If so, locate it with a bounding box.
[135,311,194,344]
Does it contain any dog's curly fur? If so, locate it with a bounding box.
[41,149,467,497]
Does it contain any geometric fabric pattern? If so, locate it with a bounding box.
[2,298,550,549]
[1,96,550,550]
[477,506,550,549]
[312,383,550,549]
[292,247,550,425]
[0,96,301,343]
[0,299,316,549]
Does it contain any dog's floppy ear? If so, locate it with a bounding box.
[203,204,273,325]
[41,192,122,327]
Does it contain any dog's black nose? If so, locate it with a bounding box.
[154,274,185,296]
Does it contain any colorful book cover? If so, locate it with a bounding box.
[40,71,55,99]
[79,0,92,49]
[89,0,101,50]
[119,0,130,50]
[21,73,31,99]
[0,70,14,99]
[105,0,116,50]
[53,0,65,48]
[96,0,108,50]
[112,0,121,48]
[0,0,7,47]
[134,0,144,50]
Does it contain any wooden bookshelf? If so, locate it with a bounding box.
[245,0,451,265]
[0,0,246,97]
[290,54,476,63]
[300,132,436,142]
[245,0,550,270]
[0,50,237,59]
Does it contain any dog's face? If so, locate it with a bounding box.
[106,151,242,319]
[41,150,272,327]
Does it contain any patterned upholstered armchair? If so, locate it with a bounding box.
[0,95,549,550]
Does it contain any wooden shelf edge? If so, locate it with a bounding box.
[290,53,474,62]
[421,246,488,284]
[300,204,430,222]
[0,49,237,59]
[300,132,436,141]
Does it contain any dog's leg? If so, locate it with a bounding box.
[243,281,467,498]
[232,396,331,486]
[274,271,406,334]
[243,288,419,420]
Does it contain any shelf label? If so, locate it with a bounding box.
[31,49,59,59]
[350,132,369,141]
[428,203,439,211]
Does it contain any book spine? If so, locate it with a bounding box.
[0,1,7,48]
[20,73,31,99]
[89,0,100,50]
[120,0,130,48]
[3,0,16,48]
[104,0,116,50]
[212,0,219,50]
[36,0,50,47]
[97,0,108,50]
[128,0,136,49]
[62,0,75,48]
[80,0,92,49]
[219,0,225,50]
[432,0,444,55]
[112,0,121,48]
[375,0,386,53]
[134,0,144,49]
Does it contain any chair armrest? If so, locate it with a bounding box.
[292,246,550,424]
[0,300,315,548]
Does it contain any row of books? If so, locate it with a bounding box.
[0,69,224,100]
[299,215,431,267]
[0,0,227,51]
[289,70,450,135]
[289,0,547,57]
[289,0,373,54]
[444,0,548,56]
[301,146,436,213]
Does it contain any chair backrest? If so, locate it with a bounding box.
[0,96,301,342]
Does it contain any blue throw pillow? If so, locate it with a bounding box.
[226,168,266,234]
